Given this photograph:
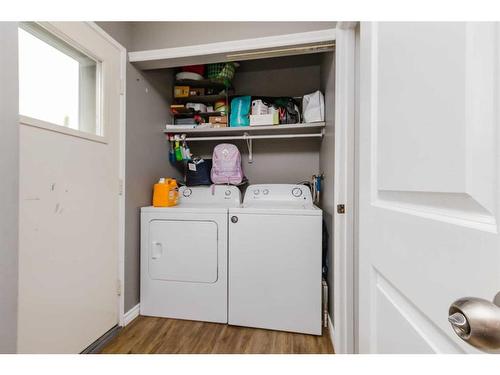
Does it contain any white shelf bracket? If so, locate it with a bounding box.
[244,132,253,163]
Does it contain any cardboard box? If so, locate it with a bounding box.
[189,87,205,96]
[209,116,228,125]
[174,86,190,98]
[249,113,279,126]
[211,122,228,128]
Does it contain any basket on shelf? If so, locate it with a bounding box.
[206,62,237,84]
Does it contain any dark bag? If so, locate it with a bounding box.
[272,97,301,124]
[185,158,212,186]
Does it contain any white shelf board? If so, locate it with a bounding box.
[164,122,326,135]
[129,29,336,70]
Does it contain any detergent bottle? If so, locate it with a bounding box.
[166,179,179,206]
[174,139,183,162]
[153,178,179,207]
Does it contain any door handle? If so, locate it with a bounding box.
[151,241,163,259]
[448,292,500,352]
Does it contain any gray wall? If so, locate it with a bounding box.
[122,64,178,311]
[319,52,336,321]
[233,54,322,97]
[95,22,132,48]
[192,138,321,185]
[190,54,323,184]
[0,22,19,353]
[97,22,180,312]
[128,22,336,51]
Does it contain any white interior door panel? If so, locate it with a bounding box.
[18,22,123,353]
[358,22,500,353]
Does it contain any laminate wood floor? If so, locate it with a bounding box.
[100,316,334,354]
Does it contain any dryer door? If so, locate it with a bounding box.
[149,220,218,283]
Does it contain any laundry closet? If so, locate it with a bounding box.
[104,22,355,351]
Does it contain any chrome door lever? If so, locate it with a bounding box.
[448,292,500,352]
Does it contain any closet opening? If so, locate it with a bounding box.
[107,25,356,354]
[135,48,339,336]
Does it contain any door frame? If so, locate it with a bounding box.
[87,22,127,327]
[332,21,357,354]
[87,22,360,341]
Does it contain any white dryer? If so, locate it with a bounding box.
[140,185,241,323]
[228,184,322,335]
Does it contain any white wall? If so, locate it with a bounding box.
[0,22,19,353]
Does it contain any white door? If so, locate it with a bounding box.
[358,22,500,353]
[18,22,123,353]
[148,220,218,283]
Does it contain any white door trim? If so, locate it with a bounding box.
[328,314,335,350]
[85,23,358,343]
[122,304,140,326]
[86,22,127,328]
[333,22,357,354]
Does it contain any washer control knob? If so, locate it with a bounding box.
[263,189,269,195]
[225,189,231,196]
[231,216,238,223]
[183,188,192,197]
[292,187,303,197]
[253,189,260,195]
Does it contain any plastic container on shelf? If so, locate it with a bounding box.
[182,65,205,76]
[229,96,251,127]
[206,62,237,83]
[214,100,228,115]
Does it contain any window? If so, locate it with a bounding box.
[18,23,102,136]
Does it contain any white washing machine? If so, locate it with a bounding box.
[140,185,241,323]
[228,184,323,335]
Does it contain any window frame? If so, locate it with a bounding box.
[18,22,106,144]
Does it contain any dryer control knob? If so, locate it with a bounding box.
[183,188,192,197]
[292,187,303,197]
[231,216,238,223]
[253,189,260,195]
[263,189,269,195]
[225,190,232,196]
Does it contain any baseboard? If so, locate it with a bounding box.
[122,304,140,326]
[328,314,335,352]
[81,325,121,354]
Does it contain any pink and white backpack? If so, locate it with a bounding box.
[211,143,243,185]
